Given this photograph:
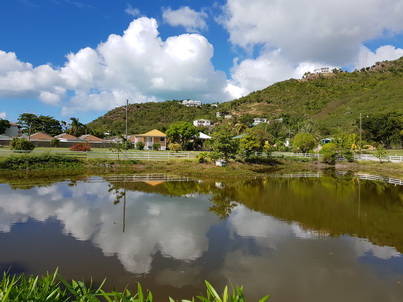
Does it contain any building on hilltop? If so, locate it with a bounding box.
[314,67,331,74]
[182,100,202,107]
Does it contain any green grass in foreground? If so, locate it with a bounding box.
[0,269,269,302]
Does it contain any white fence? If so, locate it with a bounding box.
[0,150,197,161]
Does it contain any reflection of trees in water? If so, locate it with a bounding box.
[218,175,403,252]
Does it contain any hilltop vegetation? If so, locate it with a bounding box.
[87,57,403,137]
[88,100,220,135]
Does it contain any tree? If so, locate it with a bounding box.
[17,113,62,136]
[67,117,86,137]
[165,121,198,149]
[361,112,403,149]
[291,133,316,153]
[239,133,262,159]
[0,118,10,134]
[50,138,60,148]
[319,142,337,164]
[208,127,239,160]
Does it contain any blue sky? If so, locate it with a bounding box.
[1,0,403,124]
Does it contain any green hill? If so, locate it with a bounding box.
[88,100,220,135]
[87,57,403,135]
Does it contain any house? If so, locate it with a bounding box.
[193,119,211,127]
[133,129,167,150]
[314,67,331,74]
[182,100,201,107]
[3,122,19,137]
[79,134,104,143]
[216,112,232,119]
[252,118,268,126]
[55,133,83,142]
[29,132,54,141]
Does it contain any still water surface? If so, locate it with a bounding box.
[1,172,403,301]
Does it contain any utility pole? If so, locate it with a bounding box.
[360,112,362,158]
[125,99,128,140]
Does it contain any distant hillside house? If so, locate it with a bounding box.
[29,132,53,141]
[252,118,268,126]
[55,133,83,142]
[3,122,19,137]
[193,119,211,127]
[216,112,232,119]
[182,100,201,107]
[79,134,104,143]
[314,67,331,74]
[133,129,167,150]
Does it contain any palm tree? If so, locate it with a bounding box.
[67,117,86,137]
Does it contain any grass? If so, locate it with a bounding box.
[0,269,270,302]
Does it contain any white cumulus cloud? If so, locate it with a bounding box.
[0,112,6,119]
[162,6,208,32]
[221,0,403,96]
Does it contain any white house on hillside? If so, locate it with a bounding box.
[193,119,211,127]
[252,118,268,126]
[182,100,201,107]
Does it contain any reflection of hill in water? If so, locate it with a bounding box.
[215,174,403,253]
[2,172,402,253]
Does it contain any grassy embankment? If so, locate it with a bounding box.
[0,150,402,182]
[0,269,269,302]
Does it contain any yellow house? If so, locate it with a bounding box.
[132,129,167,150]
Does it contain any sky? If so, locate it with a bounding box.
[1,0,403,124]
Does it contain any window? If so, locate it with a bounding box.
[160,137,165,142]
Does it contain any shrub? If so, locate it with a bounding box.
[9,137,35,151]
[152,143,160,151]
[50,138,60,148]
[70,142,91,151]
[168,143,182,152]
[136,141,145,150]
[319,143,337,164]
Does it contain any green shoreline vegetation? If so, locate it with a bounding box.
[0,153,402,181]
[0,269,269,302]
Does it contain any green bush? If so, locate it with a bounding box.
[319,143,337,164]
[9,137,35,151]
[152,143,160,151]
[136,141,145,150]
[168,143,182,152]
[0,154,82,170]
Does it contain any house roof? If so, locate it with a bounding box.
[9,122,18,127]
[136,129,166,137]
[198,132,211,139]
[29,132,54,141]
[79,134,104,141]
[55,133,79,140]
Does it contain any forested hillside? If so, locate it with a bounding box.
[88,100,220,135]
[87,57,403,136]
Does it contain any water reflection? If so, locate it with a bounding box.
[0,172,403,301]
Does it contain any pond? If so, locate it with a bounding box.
[1,172,403,301]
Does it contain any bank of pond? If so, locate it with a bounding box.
[1,171,403,301]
